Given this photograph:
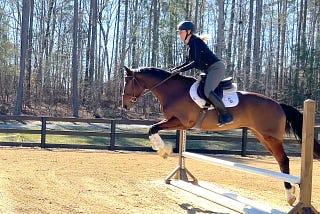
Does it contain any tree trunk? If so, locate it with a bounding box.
[89,0,97,84]
[244,0,254,90]
[43,0,55,104]
[84,0,93,97]
[252,0,263,92]
[25,0,34,108]
[112,0,121,77]
[215,0,225,58]
[131,0,139,68]
[151,0,160,66]
[15,0,30,115]
[194,0,199,31]
[119,0,128,68]
[72,0,79,117]
[236,4,245,89]
[265,18,274,97]
[226,0,235,76]
[279,0,287,97]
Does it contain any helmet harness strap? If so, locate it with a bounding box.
[184,30,192,43]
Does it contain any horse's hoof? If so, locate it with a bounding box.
[157,145,173,159]
[285,186,296,206]
[157,149,167,158]
[287,195,296,206]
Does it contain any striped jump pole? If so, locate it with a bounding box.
[164,130,198,184]
[165,99,318,213]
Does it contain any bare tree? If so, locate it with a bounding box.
[112,0,121,76]
[2,0,320,117]
[244,0,254,91]
[226,0,235,76]
[279,0,287,98]
[25,0,34,108]
[72,0,79,117]
[89,0,97,84]
[15,0,30,115]
[151,0,160,66]
[235,3,245,90]
[215,0,224,58]
[130,0,139,68]
[119,0,128,68]
[252,0,263,92]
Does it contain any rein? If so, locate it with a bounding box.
[127,71,175,103]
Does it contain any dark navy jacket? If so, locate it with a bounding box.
[176,35,220,72]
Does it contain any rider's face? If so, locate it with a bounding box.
[178,30,186,41]
[178,30,191,44]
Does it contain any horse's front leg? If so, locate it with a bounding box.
[148,117,184,159]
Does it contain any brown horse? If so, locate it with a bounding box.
[121,66,320,205]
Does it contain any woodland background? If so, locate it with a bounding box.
[0,0,319,119]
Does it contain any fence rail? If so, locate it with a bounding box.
[0,115,319,156]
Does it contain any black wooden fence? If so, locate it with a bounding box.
[0,115,319,156]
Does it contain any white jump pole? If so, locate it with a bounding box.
[182,151,300,184]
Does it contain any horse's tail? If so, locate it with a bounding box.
[280,103,320,157]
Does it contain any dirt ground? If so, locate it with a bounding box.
[0,148,319,214]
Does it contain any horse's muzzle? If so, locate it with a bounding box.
[122,97,137,110]
[122,102,132,110]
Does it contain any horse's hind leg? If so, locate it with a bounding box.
[276,151,296,206]
[251,130,296,205]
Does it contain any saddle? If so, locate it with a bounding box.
[189,73,238,109]
[197,73,233,101]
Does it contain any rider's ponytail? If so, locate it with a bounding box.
[197,34,211,42]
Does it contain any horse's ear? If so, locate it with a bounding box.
[124,66,133,76]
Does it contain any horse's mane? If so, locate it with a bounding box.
[139,67,171,78]
[138,67,196,83]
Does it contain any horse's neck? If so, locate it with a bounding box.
[136,73,160,89]
[136,72,171,102]
[137,72,193,105]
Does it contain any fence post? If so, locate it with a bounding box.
[314,127,319,141]
[299,100,315,205]
[40,117,47,148]
[174,130,180,153]
[109,120,116,150]
[288,99,318,213]
[241,128,248,156]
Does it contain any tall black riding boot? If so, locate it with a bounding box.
[207,91,233,127]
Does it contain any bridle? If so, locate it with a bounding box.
[124,74,139,104]
[124,71,175,104]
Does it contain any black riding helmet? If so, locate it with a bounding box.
[177,21,196,32]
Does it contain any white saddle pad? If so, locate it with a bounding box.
[189,80,239,109]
